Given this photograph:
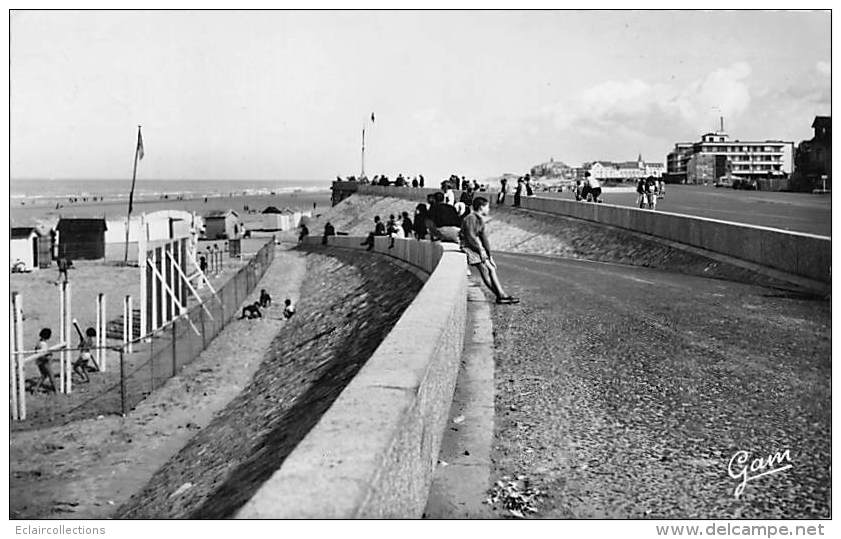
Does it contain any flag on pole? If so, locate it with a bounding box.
[128,126,143,214]
[137,130,145,160]
[371,112,375,123]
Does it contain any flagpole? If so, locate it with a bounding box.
[361,126,366,179]
[124,125,142,264]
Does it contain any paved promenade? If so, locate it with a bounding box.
[489,251,830,518]
[542,186,831,236]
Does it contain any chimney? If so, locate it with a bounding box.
[720,116,725,132]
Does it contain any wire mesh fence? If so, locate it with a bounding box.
[11,239,276,431]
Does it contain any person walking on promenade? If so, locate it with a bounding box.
[497,178,509,205]
[513,177,524,207]
[322,221,336,245]
[419,174,425,188]
[636,177,648,208]
[524,174,534,196]
[298,223,309,243]
[582,172,602,202]
[645,176,659,210]
[460,197,519,305]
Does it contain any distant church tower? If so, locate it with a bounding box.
[637,153,644,169]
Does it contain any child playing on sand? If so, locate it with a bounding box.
[35,328,57,393]
[283,299,296,319]
[240,302,263,320]
[72,327,98,383]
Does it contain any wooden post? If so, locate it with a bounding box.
[99,293,107,370]
[119,347,126,416]
[95,292,101,372]
[151,247,158,331]
[175,238,181,314]
[59,283,65,394]
[64,282,72,395]
[15,294,25,419]
[123,295,129,351]
[174,239,181,314]
[11,292,22,421]
[10,300,18,422]
[168,242,176,323]
[171,318,177,376]
[138,216,147,338]
[126,295,133,354]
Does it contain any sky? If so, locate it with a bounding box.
[10,10,831,182]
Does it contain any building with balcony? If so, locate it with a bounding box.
[666,129,792,184]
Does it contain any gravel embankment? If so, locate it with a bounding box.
[488,252,830,519]
[117,247,422,518]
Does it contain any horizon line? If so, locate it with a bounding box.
[9,177,332,182]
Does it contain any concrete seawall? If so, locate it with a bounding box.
[237,235,468,518]
[331,182,830,287]
[518,196,830,285]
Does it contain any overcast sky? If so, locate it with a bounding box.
[10,10,831,182]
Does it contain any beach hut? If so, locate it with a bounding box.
[204,209,243,239]
[261,206,284,230]
[57,218,107,260]
[10,227,42,271]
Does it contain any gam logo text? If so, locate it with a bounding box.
[728,449,792,499]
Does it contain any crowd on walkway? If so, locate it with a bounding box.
[317,170,674,302]
[323,176,519,305]
[635,176,666,210]
[338,173,492,193]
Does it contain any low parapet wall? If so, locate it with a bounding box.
[517,197,830,285]
[237,235,468,518]
[331,182,830,285]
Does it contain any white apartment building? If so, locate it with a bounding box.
[666,131,792,184]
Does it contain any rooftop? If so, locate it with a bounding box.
[205,209,239,219]
[10,227,38,239]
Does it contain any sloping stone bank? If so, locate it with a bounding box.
[116,249,422,518]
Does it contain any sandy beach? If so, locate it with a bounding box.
[10,188,334,230]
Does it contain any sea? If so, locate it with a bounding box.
[9,179,330,202]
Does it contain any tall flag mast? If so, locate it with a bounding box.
[361,112,374,178]
[124,125,144,264]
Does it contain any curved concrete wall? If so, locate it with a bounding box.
[517,196,830,284]
[237,235,468,518]
[332,182,830,285]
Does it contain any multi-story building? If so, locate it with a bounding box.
[790,116,831,191]
[666,129,792,184]
[586,154,664,181]
[665,143,693,182]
